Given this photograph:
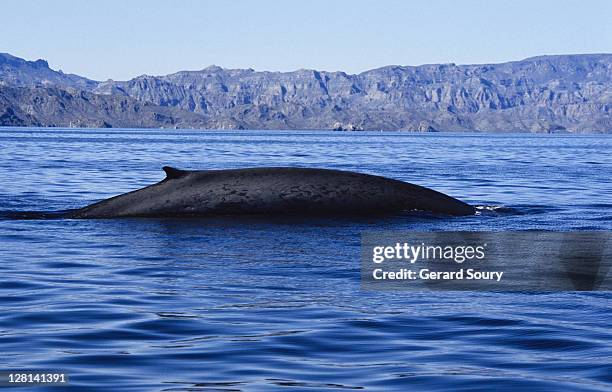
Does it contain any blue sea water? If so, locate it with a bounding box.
[0,128,611,391]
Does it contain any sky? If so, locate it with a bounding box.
[2,0,611,81]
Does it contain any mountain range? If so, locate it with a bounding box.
[1,52,610,132]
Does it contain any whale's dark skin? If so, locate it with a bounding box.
[69,166,475,218]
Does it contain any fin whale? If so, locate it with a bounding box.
[67,166,475,218]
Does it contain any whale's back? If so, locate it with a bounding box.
[72,167,475,218]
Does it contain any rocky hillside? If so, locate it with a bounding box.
[1,53,611,132]
[0,85,211,129]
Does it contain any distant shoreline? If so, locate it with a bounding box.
[2,125,610,135]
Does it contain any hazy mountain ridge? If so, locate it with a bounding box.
[1,53,611,132]
[0,53,96,90]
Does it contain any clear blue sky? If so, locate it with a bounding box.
[2,0,611,80]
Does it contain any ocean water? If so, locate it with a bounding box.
[0,128,611,391]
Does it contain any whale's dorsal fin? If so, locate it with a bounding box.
[163,166,189,180]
